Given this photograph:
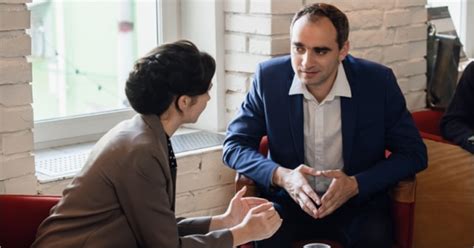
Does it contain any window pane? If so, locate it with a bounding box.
[29,0,157,121]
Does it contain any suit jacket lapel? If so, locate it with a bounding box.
[287,88,305,164]
[341,57,357,168]
[141,114,175,208]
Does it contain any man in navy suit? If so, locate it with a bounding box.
[223,3,427,248]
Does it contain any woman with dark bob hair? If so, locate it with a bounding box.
[32,40,281,248]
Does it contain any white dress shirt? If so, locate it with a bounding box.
[289,63,352,193]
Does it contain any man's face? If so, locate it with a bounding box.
[290,16,349,90]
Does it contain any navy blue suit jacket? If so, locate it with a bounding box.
[223,55,427,203]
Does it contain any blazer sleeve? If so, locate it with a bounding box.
[354,69,428,201]
[223,63,280,191]
[440,62,474,153]
[114,149,233,248]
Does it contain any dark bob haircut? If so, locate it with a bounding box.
[291,3,349,49]
[125,40,215,116]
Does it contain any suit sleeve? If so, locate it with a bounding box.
[115,149,233,248]
[223,64,280,191]
[440,62,474,153]
[354,69,428,201]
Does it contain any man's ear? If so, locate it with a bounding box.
[339,41,350,62]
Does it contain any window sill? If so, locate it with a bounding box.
[35,128,226,184]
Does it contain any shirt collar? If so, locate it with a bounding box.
[289,63,352,103]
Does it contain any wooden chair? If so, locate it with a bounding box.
[236,136,417,248]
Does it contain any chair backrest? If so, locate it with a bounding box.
[411,109,452,144]
[0,195,60,248]
[411,109,444,136]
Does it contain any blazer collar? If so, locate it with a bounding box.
[140,114,175,206]
[340,55,357,167]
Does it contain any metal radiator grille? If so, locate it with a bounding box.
[36,131,225,179]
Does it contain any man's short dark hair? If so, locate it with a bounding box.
[125,40,215,116]
[291,3,349,49]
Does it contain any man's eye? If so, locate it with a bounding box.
[294,47,305,54]
[315,50,328,55]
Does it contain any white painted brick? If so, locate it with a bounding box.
[398,78,410,94]
[410,7,427,24]
[353,0,395,10]
[225,72,251,93]
[304,0,353,12]
[176,155,202,175]
[394,24,427,43]
[350,47,383,63]
[400,74,426,93]
[407,40,427,60]
[225,53,271,73]
[384,9,411,27]
[0,5,29,31]
[350,29,396,49]
[175,184,234,215]
[0,83,32,106]
[0,173,36,194]
[180,206,227,218]
[201,150,226,171]
[392,59,426,78]
[0,105,33,132]
[226,14,272,34]
[347,10,383,30]
[249,35,290,55]
[0,57,32,84]
[176,164,234,193]
[37,178,71,196]
[226,14,291,35]
[0,0,31,3]
[396,0,426,8]
[271,15,292,34]
[250,0,302,14]
[1,130,33,155]
[224,0,247,13]
[225,109,239,125]
[225,33,247,52]
[226,92,247,111]
[0,30,30,57]
[192,184,233,213]
[0,153,34,180]
[383,44,410,63]
[404,91,426,111]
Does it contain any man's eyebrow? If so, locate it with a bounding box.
[313,47,332,53]
[292,42,304,47]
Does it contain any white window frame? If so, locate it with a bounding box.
[33,0,226,150]
[33,0,180,149]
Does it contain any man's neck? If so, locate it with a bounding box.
[307,79,336,103]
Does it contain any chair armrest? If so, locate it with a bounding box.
[390,177,417,248]
[235,173,259,197]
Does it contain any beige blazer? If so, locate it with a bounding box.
[32,114,233,248]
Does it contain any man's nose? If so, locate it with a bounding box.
[302,51,315,68]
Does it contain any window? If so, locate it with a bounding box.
[28,0,170,149]
[29,0,225,150]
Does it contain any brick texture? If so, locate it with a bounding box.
[0,2,35,194]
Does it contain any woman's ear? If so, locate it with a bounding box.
[177,95,191,111]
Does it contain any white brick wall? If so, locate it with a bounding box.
[0,0,36,194]
[224,0,428,124]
